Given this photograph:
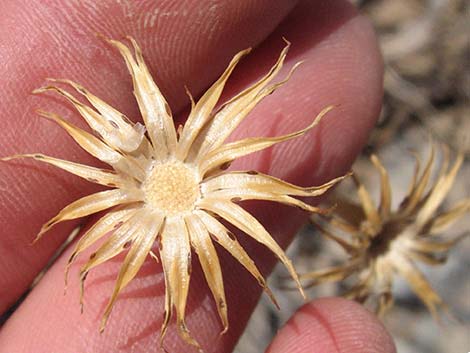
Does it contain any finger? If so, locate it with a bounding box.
[266,298,396,353]
[0,0,383,352]
[0,0,297,313]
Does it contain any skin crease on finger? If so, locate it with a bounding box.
[0,0,298,314]
[266,298,396,353]
[0,1,384,353]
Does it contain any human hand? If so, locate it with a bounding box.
[0,0,394,352]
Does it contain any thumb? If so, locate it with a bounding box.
[266,298,396,353]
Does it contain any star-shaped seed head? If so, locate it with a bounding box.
[3,36,344,350]
[302,146,469,318]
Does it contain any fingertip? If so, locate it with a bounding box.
[266,297,396,353]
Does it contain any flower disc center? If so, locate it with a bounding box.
[142,160,200,215]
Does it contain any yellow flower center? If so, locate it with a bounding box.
[142,160,200,215]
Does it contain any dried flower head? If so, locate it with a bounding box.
[3,37,344,350]
[302,147,469,318]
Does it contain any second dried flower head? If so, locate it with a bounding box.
[303,147,469,318]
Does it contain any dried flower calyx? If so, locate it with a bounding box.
[302,146,469,318]
[3,37,343,350]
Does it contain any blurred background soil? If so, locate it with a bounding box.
[235,1,470,352]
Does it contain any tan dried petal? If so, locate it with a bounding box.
[185,214,228,333]
[100,211,164,330]
[199,105,333,175]
[36,189,142,242]
[198,198,306,299]
[176,48,252,161]
[196,210,279,308]
[425,200,470,235]
[65,206,138,286]
[108,37,177,158]
[2,153,133,189]
[34,81,149,154]
[370,154,392,218]
[187,41,292,163]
